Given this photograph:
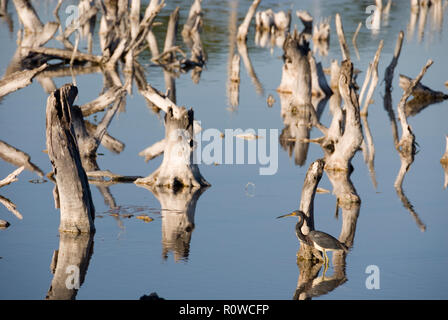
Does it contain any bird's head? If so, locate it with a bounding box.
[276,210,305,223]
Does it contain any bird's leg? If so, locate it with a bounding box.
[322,251,329,279]
[322,263,328,279]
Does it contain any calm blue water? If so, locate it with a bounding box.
[1,0,448,299]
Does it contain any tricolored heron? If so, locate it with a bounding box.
[277,210,348,266]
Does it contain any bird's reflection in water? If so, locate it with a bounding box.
[46,232,94,300]
[294,254,347,300]
[292,206,354,300]
[140,185,208,262]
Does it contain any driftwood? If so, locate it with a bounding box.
[237,0,260,41]
[0,63,47,98]
[80,86,126,116]
[26,47,103,64]
[162,7,180,63]
[182,0,202,39]
[12,0,58,49]
[84,120,125,154]
[45,84,95,234]
[334,13,350,61]
[0,194,23,220]
[0,166,24,188]
[46,233,94,300]
[86,170,141,183]
[0,140,44,176]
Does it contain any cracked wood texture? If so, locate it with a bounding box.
[45,84,95,234]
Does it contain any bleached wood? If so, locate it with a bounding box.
[0,195,23,220]
[45,84,95,233]
[0,166,24,188]
[80,86,126,116]
[0,63,47,98]
[237,0,260,41]
[0,140,44,176]
[335,13,350,61]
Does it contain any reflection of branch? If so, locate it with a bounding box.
[0,194,23,220]
[227,54,240,108]
[394,156,426,232]
[352,22,362,60]
[358,41,383,189]
[407,0,419,40]
[361,115,377,189]
[384,31,404,147]
[440,136,448,189]
[398,74,448,117]
[237,40,264,96]
[393,60,433,232]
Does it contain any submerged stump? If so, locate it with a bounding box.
[136,106,209,189]
[45,84,95,234]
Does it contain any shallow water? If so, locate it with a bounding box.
[1,0,448,299]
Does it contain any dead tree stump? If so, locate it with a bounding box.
[46,84,95,234]
[136,106,209,189]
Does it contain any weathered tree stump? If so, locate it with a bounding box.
[297,159,325,261]
[45,84,95,233]
[136,106,209,189]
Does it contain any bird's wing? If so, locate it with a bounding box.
[309,231,345,251]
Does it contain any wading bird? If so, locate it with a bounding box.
[277,210,348,266]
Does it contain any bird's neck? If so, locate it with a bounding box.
[295,223,310,244]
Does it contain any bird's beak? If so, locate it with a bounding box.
[276,212,294,219]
